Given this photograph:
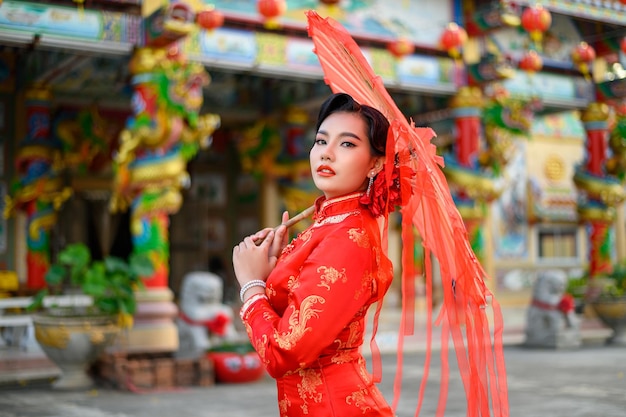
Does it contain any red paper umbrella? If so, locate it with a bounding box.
[387,38,415,59]
[521,5,551,46]
[571,42,596,79]
[196,7,224,31]
[306,10,508,417]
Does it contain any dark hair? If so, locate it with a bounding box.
[315,93,389,157]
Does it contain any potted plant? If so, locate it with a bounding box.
[567,262,626,345]
[588,261,626,346]
[28,242,154,389]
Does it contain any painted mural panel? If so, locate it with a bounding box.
[0,0,139,42]
[503,69,594,102]
[492,139,528,260]
[203,0,452,46]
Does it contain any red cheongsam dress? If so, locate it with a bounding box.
[240,192,395,417]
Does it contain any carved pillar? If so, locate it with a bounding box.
[4,86,71,289]
[574,102,618,285]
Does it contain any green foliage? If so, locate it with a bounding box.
[566,261,626,300]
[28,243,154,317]
[208,341,255,354]
[565,274,588,300]
[605,260,626,298]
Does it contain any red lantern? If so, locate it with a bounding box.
[319,0,341,4]
[257,0,286,29]
[571,42,595,79]
[387,38,415,59]
[196,7,224,32]
[621,37,626,55]
[521,5,552,46]
[439,22,468,60]
[519,50,543,73]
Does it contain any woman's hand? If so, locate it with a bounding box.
[250,211,290,261]
[270,211,290,260]
[232,230,276,288]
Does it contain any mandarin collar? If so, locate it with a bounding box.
[313,192,364,222]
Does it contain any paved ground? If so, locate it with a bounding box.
[0,305,624,417]
[0,340,625,417]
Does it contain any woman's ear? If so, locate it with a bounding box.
[372,157,385,175]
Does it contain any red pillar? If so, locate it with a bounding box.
[581,102,612,279]
[451,87,483,168]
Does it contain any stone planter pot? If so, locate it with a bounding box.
[590,298,626,346]
[33,312,120,389]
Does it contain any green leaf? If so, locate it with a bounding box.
[105,256,130,275]
[45,264,67,286]
[26,289,48,311]
[129,253,155,277]
[95,297,118,314]
[59,244,90,268]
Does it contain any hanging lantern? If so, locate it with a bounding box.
[621,37,626,55]
[257,0,287,29]
[519,50,543,73]
[521,5,551,48]
[196,7,224,32]
[387,38,415,59]
[571,42,596,80]
[318,0,342,17]
[439,22,468,60]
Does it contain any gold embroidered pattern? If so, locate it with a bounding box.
[266,283,277,298]
[287,275,300,292]
[297,368,324,415]
[348,228,370,248]
[278,392,292,416]
[356,357,372,384]
[313,211,360,227]
[345,386,372,413]
[332,321,361,364]
[274,295,325,350]
[254,334,269,366]
[354,270,374,300]
[299,229,313,243]
[317,266,347,290]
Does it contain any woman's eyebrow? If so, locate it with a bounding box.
[317,129,363,141]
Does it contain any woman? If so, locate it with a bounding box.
[232,92,397,417]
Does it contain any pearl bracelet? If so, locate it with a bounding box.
[239,279,267,302]
[240,293,268,320]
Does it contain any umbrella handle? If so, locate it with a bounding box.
[253,205,315,246]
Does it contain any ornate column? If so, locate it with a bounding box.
[4,86,71,289]
[445,87,491,260]
[573,102,625,290]
[111,46,220,352]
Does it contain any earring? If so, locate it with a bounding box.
[366,172,374,197]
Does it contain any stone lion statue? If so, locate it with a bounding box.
[175,271,242,359]
[525,269,581,349]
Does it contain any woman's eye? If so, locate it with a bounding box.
[341,141,356,148]
[314,138,326,145]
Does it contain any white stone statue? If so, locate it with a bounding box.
[525,269,581,349]
[175,271,241,359]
